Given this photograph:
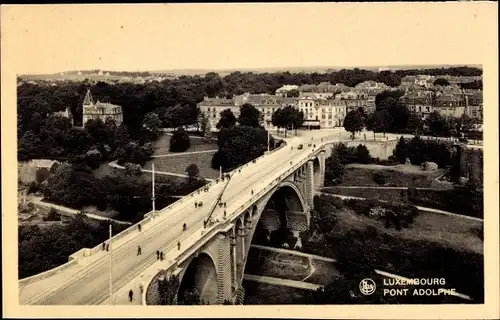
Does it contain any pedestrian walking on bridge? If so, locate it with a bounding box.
[177,241,181,250]
[160,251,164,260]
[137,245,142,256]
[102,242,106,251]
[128,289,133,302]
[138,224,142,232]
[156,250,160,260]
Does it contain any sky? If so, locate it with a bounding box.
[0,3,496,75]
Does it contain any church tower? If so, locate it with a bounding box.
[83,88,94,106]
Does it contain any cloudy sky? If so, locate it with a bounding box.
[1,3,495,75]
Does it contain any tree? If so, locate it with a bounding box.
[287,89,300,97]
[216,109,237,130]
[387,102,411,133]
[406,112,423,135]
[169,128,191,152]
[238,103,262,128]
[366,110,390,139]
[324,152,344,186]
[425,111,449,137]
[434,78,451,86]
[213,126,271,170]
[450,114,474,138]
[393,136,409,164]
[124,162,142,177]
[179,289,202,305]
[271,106,304,137]
[18,130,43,161]
[185,164,199,181]
[271,108,285,134]
[35,167,51,183]
[375,90,404,107]
[84,118,108,144]
[376,97,397,111]
[158,275,180,305]
[142,112,162,137]
[164,104,193,129]
[343,110,364,139]
[356,144,371,164]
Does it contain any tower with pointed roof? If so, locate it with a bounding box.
[82,88,123,126]
[83,88,94,106]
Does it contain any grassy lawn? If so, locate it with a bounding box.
[143,152,219,180]
[243,281,310,305]
[92,133,219,179]
[332,208,482,255]
[152,133,218,156]
[338,165,445,188]
[245,248,310,282]
[323,188,407,202]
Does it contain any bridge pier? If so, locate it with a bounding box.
[318,150,326,189]
[216,233,233,304]
[306,160,314,210]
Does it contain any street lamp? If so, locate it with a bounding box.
[151,163,156,218]
[108,223,113,304]
[267,129,270,152]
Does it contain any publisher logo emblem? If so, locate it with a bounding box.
[359,278,376,295]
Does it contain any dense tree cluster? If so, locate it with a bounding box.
[212,104,278,171]
[393,136,453,167]
[271,105,305,137]
[212,125,275,171]
[407,184,483,219]
[299,195,483,303]
[216,109,238,130]
[19,66,480,162]
[18,112,155,167]
[41,163,207,222]
[19,215,128,278]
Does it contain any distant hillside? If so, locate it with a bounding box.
[20,64,482,80]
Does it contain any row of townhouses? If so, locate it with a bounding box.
[198,78,483,130]
[400,87,483,121]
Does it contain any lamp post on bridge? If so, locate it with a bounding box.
[267,129,270,153]
[108,223,113,305]
[152,163,156,218]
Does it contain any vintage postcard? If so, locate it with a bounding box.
[1,3,498,319]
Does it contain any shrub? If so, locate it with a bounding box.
[43,208,61,221]
[185,164,200,180]
[169,128,191,152]
[343,198,419,230]
[356,144,372,164]
[373,172,387,185]
[35,167,51,183]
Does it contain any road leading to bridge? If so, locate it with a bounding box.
[21,131,335,305]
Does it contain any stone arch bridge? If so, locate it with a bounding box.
[146,150,326,305]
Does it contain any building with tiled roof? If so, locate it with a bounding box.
[433,93,466,118]
[82,89,123,126]
[400,91,435,119]
[18,159,60,184]
[275,84,299,97]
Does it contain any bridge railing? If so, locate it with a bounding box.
[171,144,324,271]
[18,259,79,286]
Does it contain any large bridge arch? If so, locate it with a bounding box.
[235,181,309,287]
[177,252,218,305]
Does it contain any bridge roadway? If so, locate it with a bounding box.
[20,132,329,305]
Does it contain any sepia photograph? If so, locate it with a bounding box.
[1,3,498,319]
